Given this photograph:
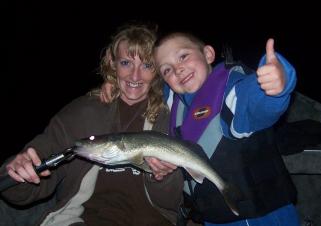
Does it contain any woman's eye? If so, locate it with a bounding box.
[119,60,130,66]
[143,63,153,69]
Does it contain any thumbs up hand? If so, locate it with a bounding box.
[256,38,286,96]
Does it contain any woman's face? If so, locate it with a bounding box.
[114,41,156,105]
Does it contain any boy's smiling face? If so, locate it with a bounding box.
[154,36,215,94]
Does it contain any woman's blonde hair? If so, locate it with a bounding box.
[98,23,167,123]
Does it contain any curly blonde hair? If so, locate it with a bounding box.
[98,23,167,123]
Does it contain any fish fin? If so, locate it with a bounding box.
[186,165,242,216]
[131,153,144,165]
[116,139,126,150]
[131,153,152,173]
[220,183,243,216]
[184,167,205,184]
[136,162,152,173]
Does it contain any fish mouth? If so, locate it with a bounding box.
[73,146,88,158]
[74,147,107,163]
[73,142,94,158]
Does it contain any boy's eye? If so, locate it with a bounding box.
[162,68,171,77]
[179,54,188,61]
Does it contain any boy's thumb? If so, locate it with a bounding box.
[266,38,277,64]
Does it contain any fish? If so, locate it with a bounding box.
[74,130,241,216]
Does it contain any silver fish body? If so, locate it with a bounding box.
[74,131,240,216]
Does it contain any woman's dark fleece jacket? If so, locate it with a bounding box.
[0,95,183,225]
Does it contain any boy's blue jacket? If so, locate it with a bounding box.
[169,54,297,223]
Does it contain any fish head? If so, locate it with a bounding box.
[74,134,129,165]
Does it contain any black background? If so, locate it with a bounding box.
[2,2,320,161]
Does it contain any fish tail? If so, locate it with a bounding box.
[221,184,242,216]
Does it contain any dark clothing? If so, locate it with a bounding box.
[0,95,183,225]
[193,128,297,223]
[82,168,173,226]
[82,99,178,225]
[170,61,297,223]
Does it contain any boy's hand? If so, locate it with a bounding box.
[256,38,286,96]
[100,82,113,103]
[144,157,177,180]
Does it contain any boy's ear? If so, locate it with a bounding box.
[203,45,215,64]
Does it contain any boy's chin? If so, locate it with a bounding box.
[174,85,198,94]
[185,87,199,94]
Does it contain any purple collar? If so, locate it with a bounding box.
[170,63,229,142]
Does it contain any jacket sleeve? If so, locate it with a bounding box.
[223,53,296,138]
[0,96,91,205]
[0,113,72,205]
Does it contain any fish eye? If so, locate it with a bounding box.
[89,136,95,141]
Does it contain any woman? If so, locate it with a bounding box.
[0,23,183,226]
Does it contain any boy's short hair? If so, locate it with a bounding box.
[154,31,206,51]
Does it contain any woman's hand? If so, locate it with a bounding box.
[6,147,51,184]
[144,157,177,180]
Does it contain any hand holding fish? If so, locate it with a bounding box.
[144,157,177,180]
[100,81,113,103]
[6,147,51,184]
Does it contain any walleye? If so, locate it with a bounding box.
[74,130,240,216]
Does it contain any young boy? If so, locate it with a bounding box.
[152,33,300,226]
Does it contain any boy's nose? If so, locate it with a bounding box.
[174,65,184,76]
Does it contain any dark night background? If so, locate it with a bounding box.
[2,2,320,162]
